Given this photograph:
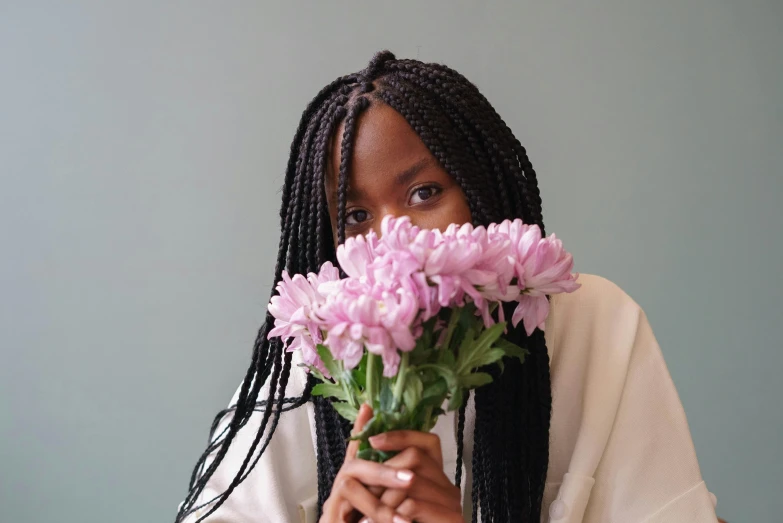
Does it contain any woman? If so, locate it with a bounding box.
[176,51,719,523]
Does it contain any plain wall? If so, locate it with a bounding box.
[1,2,781,522]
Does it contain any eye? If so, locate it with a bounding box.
[345,209,370,226]
[409,184,441,205]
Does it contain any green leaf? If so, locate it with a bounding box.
[473,348,506,369]
[455,326,478,369]
[458,323,507,373]
[422,378,448,400]
[340,369,362,402]
[459,372,494,389]
[473,323,507,355]
[311,382,349,401]
[447,386,464,412]
[402,372,423,413]
[441,347,456,366]
[458,303,477,331]
[301,364,325,382]
[494,338,529,363]
[332,401,358,422]
[419,364,457,389]
[316,344,340,378]
[410,346,434,367]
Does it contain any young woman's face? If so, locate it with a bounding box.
[326,103,472,240]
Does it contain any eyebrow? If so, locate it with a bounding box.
[395,158,433,186]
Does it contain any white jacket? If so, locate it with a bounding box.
[180,274,719,522]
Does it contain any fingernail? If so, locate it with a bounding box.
[396,469,414,482]
[393,516,410,523]
[369,434,385,445]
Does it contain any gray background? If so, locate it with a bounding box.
[1,2,781,522]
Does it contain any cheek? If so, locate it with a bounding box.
[443,186,472,221]
[452,194,473,222]
[416,191,472,231]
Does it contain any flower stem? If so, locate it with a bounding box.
[366,353,378,408]
[339,361,359,409]
[392,351,410,410]
[438,307,461,362]
[422,405,434,432]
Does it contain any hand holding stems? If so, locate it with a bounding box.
[362,426,463,523]
[321,404,463,523]
[322,402,462,523]
[320,404,414,523]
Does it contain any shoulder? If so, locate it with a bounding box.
[549,273,641,324]
[544,277,715,522]
[544,273,654,397]
[546,274,645,354]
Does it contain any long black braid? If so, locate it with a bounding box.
[176,50,552,523]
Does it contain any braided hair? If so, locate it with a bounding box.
[176,50,552,523]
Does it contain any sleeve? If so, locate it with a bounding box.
[582,310,718,523]
[177,374,319,523]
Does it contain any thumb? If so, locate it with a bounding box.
[346,403,373,460]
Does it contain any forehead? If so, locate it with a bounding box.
[327,103,433,190]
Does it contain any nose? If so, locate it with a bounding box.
[370,207,408,238]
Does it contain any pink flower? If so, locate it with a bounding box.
[367,250,422,291]
[462,225,518,326]
[267,215,580,377]
[267,272,318,341]
[317,279,418,376]
[496,220,580,335]
[405,270,441,322]
[267,262,339,376]
[519,234,580,295]
[422,224,508,326]
[472,225,516,298]
[511,295,549,337]
[337,231,380,279]
[378,214,421,253]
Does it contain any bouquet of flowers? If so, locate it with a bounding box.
[267,216,578,462]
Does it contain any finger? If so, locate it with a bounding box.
[320,495,362,523]
[333,476,411,523]
[381,473,461,512]
[379,487,406,510]
[383,447,453,488]
[340,459,416,491]
[369,430,443,467]
[320,494,352,523]
[381,450,461,511]
[346,404,374,461]
[396,497,464,523]
[337,499,358,522]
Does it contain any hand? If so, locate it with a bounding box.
[320,404,415,523]
[362,430,463,523]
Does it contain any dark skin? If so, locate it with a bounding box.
[325,103,472,240]
[321,103,470,523]
[321,103,729,523]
